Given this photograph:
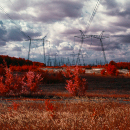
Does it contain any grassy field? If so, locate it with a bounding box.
[0,98,130,130]
[0,64,130,129]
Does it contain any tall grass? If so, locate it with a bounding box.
[0,99,130,129]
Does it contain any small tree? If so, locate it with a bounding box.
[63,66,88,96]
[107,64,117,76]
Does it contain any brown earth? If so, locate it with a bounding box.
[37,73,130,99]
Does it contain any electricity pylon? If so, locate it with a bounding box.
[75,30,91,65]
[74,30,109,65]
[93,31,108,64]
[26,35,48,63]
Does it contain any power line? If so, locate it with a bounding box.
[84,0,101,34]
[8,0,42,38]
[0,4,30,40]
[75,0,101,65]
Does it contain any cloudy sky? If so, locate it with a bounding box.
[0,0,130,65]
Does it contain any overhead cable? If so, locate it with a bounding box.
[0,4,30,40]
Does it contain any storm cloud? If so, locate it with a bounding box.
[0,0,130,64]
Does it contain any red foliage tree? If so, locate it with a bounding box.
[107,64,117,76]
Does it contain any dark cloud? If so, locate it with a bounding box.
[4,0,83,23]
[121,36,130,44]
[0,21,3,25]
[102,0,130,19]
[101,0,119,10]
[35,0,83,23]
[7,27,23,41]
[12,46,22,51]
[51,39,63,46]
[0,21,7,46]
[60,46,73,51]
[106,9,130,19]
[104,42,121,51]
[9,0,29,11]
[61,28,82,35]
[111,19,130,28]
[0,21,7,38]
[5,26,42,42]
[60,28,88,43]
[25,31,41,38]
[1,0,83,23]
[0,28,7,38]
[0,41,6,46]
[112,34,130,44]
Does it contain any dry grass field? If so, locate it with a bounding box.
[0,68,130,129]
[0,98,130,130]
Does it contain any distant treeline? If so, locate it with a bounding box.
[92,60,130,70]
[0,55,46,67]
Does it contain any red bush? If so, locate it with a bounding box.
[0,64,5,76]
[10,65,38,72]
[0,64,43,96]
[101,69,106,75]
[36,69,65,84]
[107,64,117,76]
[63,66,88,96]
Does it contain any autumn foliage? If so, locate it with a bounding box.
[0,64,6,76]
[0,55,45,67]
[0,63,43,96]
[63,66,88,96]
[37,69,65,84]
[100,69,106,75]
[9,65,39,72]
[107,64,117,76]
[100,61,120,76]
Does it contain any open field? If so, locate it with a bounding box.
[0,98,130,130]
[0,65,130,129]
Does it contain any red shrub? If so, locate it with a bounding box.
[101,69,106,75]
[0,66,5,76]
[35,69,65,84]
[10,65,38,72]
[85,65,92,69]
[109,60,117,66]
[45,99,56,118]
[107,64,117,76]
[0,68,23,95]
[22,71,43,92]
[116,70,119,76]
[0,64,43,96]
[63,66,88,96]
